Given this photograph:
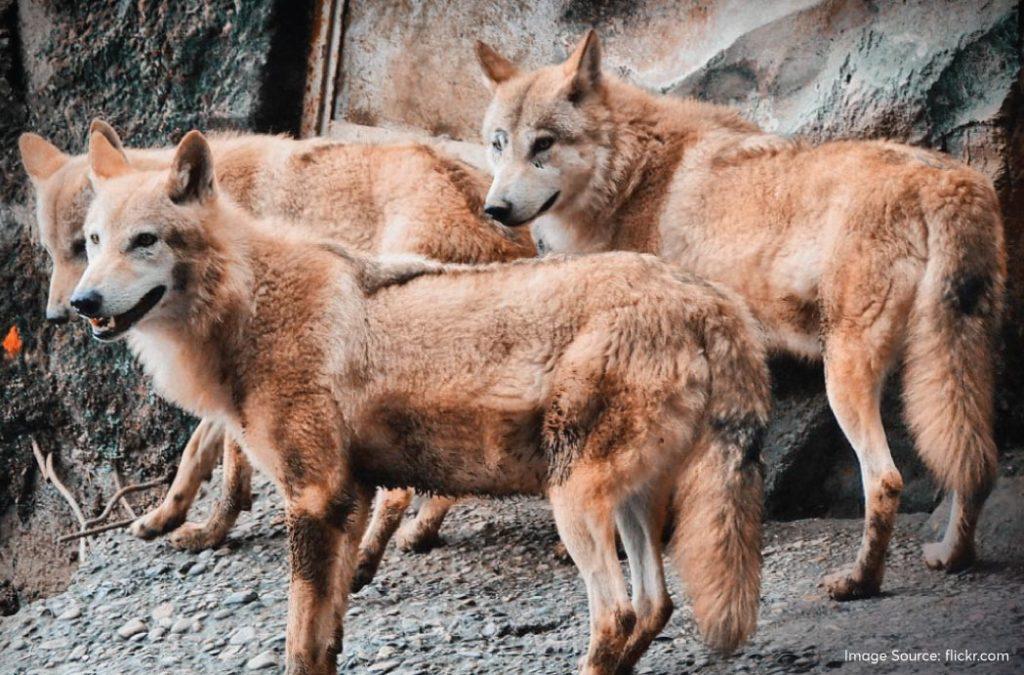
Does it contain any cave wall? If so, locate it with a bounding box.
[0,0,312,602]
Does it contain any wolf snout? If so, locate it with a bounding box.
[483,202,513,226]
[70,290,104,317]
[45,306,71,324]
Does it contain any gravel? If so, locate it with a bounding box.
[0,471,1022,673]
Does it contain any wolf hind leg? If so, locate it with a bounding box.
[352,488,413,592]
[822,332,905,600]
[395,495,457,552]
[130,418,224,540]
[169,436,253,552]
[614,485,673,674]
[550,473,634,675]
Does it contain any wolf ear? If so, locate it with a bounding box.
[89,130,132,181]
[89,118,127,158]
[168,130,216,205]
[561,29,601,103]
[476,40,518,89]
[18,133,69,182]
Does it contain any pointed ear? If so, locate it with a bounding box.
[88,130,132,181]
[561,29,602,103]
[475,40,518,89]
[168,130,216,205]
[18,133,69,182]
[89,118,127,158]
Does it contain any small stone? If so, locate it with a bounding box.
[481,622,498,638]
[171,617,191,634]
[246,650,278,670]
[225,590,259,606]
[231,625,258,644]
[150,625,167,640]
[59,605,81,620]
[9,637,26,651]
[368,661,401,673]
[117,618,147,639]
[67,643,87,661]
[151,601,175,620]
[188,561,208,576]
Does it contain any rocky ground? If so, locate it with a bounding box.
[0,473,1022,675]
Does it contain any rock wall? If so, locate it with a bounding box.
[0,0,312,603]
[335,0,1024,517]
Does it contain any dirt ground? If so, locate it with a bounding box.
[0,471,1022,674]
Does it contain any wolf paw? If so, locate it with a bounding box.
[923,541,975,573]
[351,560,376,593]
[129,510,183,541]
[168,522,225,553]
[822,568,880,601]
[395,526,443,553]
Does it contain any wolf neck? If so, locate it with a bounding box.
[129,205,255,421]
[562,78,760,253]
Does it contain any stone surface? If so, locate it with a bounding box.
[0,470,1019,673]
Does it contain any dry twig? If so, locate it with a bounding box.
[31,437,88,560]
[112,469,137,519]
[57,517,136,543]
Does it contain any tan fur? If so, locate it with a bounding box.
[20,124,534,577]
[79,130,770,673]
[478,31,1007,600]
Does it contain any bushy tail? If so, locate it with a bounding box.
[671,283,771,654]
[903,170,1006,499]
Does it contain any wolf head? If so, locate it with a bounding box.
[18,120,128,322]
[476,30,608,228]
[71,130,219,341]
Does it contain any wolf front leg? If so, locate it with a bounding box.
[169,436,253,552]
[130,418,224,540]
[285,480,370,674]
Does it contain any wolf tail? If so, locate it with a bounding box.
[671,283,771,654]
[903,169,1005,508]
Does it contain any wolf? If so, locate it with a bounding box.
[74,128,770,674]
[474,30,1007,601]
[19,122,533,584]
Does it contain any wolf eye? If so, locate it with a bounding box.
[532,137,554,154]
[89,233,99,245]
[130,232,158,250]
[71,238,86,258]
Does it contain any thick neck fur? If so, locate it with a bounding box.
[127,201,256,421]
[564,77,760,250]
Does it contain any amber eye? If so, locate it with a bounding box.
[532,137,554,154]
[89,233,99,245]
[130,232,158,250]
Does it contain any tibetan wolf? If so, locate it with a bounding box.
[19,122,533,585]
[74,128,770,674]
[475,30,1006,601]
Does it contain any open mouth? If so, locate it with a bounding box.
[511,191,561,227]
[88,285,166,341]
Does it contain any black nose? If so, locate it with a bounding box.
[70,290,103,318]
[484,204,513,225]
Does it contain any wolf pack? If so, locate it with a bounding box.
[16,31,1006,675]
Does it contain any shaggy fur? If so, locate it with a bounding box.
[77,130,771,674]
[476,30,1007,601]
[19,121,533,581]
